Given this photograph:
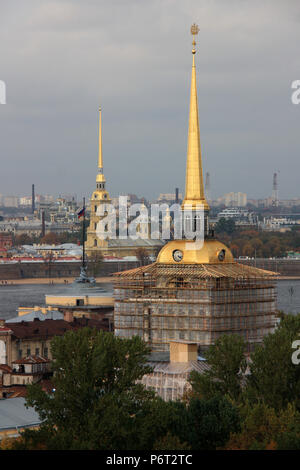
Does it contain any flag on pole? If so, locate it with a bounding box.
[77,207,85,219]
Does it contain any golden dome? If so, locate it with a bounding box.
[156,239,234,265]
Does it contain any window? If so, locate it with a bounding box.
[26,348,31,356]
[44,348,48,358]
[35,348,40,356]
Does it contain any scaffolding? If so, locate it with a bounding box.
[113,262,277,353]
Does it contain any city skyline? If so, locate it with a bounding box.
[0,1,300,201]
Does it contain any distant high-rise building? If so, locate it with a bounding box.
[224,192,247,207]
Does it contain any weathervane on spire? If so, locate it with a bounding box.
[191,23,199,54]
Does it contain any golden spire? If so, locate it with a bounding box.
[96,107,106,184]
[98,107,103,170]
[182,24,209,212]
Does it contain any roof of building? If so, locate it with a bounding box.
[113,259,277,280]
[12,355,50,365]
[6,311,64,323]
[147,360,210,375]
[108,238,164,248]
[0,364,13,373]
[0,397,41,431]
[5,317,109,340]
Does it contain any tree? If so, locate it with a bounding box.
[247,314,300,411]
[18,329,155,450]
[40,232,59,245]
[186,396,240,450]
[13,233,32,246]
[189,334,247,402]
[224,402,300,450]
[214,218,236,235]
[135,247,151,266]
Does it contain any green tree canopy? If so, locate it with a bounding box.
[20,329,155,450]
[247,314,300,411]
[189,334,247,402]
[214,218,236,235]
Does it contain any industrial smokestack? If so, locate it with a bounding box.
[272,172,279,207]
[175,187,179,204]
[205,172,211,202]
[32,184,35,214]
[41,210,45,238]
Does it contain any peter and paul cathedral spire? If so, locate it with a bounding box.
[96,107,106,190]
[182,24,210,237]
[86,108,111,254]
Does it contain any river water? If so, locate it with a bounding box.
[0,279,299,321]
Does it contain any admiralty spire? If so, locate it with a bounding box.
[182,24,210,237]
[114,24,277,357]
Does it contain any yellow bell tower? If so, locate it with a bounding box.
[86,108,111,254]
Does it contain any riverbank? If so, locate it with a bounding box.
[0,275,299,285]
[0,276,113,285]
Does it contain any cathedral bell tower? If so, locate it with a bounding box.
[86,108,111,254]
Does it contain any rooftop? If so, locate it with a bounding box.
[0,397,41,432]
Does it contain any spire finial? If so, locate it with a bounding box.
[182,24,209,214]
[98,106,103,171]
[191,23,199,55]
[96,106,106,185]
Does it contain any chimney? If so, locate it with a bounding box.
[169,341,198,363]
[64,310,74,323]
[32,184,35,214]
[41,210,45,238]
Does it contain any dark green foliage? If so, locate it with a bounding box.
[22,329,155,450]
[247,314,300,411]
[214,218,236,235]
[186,396,240,450]
[189,334,247,402]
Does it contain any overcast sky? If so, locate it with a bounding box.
[0,0,299,202]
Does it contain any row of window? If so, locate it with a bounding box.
[18,347,48,358]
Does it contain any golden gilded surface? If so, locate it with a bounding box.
[156,239,234,265]
[182,26,209,212]
[98,107,104,171]
[86,108,111,252]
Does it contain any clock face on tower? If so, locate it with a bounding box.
[173,249,183,262]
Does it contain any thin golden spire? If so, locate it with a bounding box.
[182,24,209,212]
[98,107,103,170]
[96,107,106,184]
